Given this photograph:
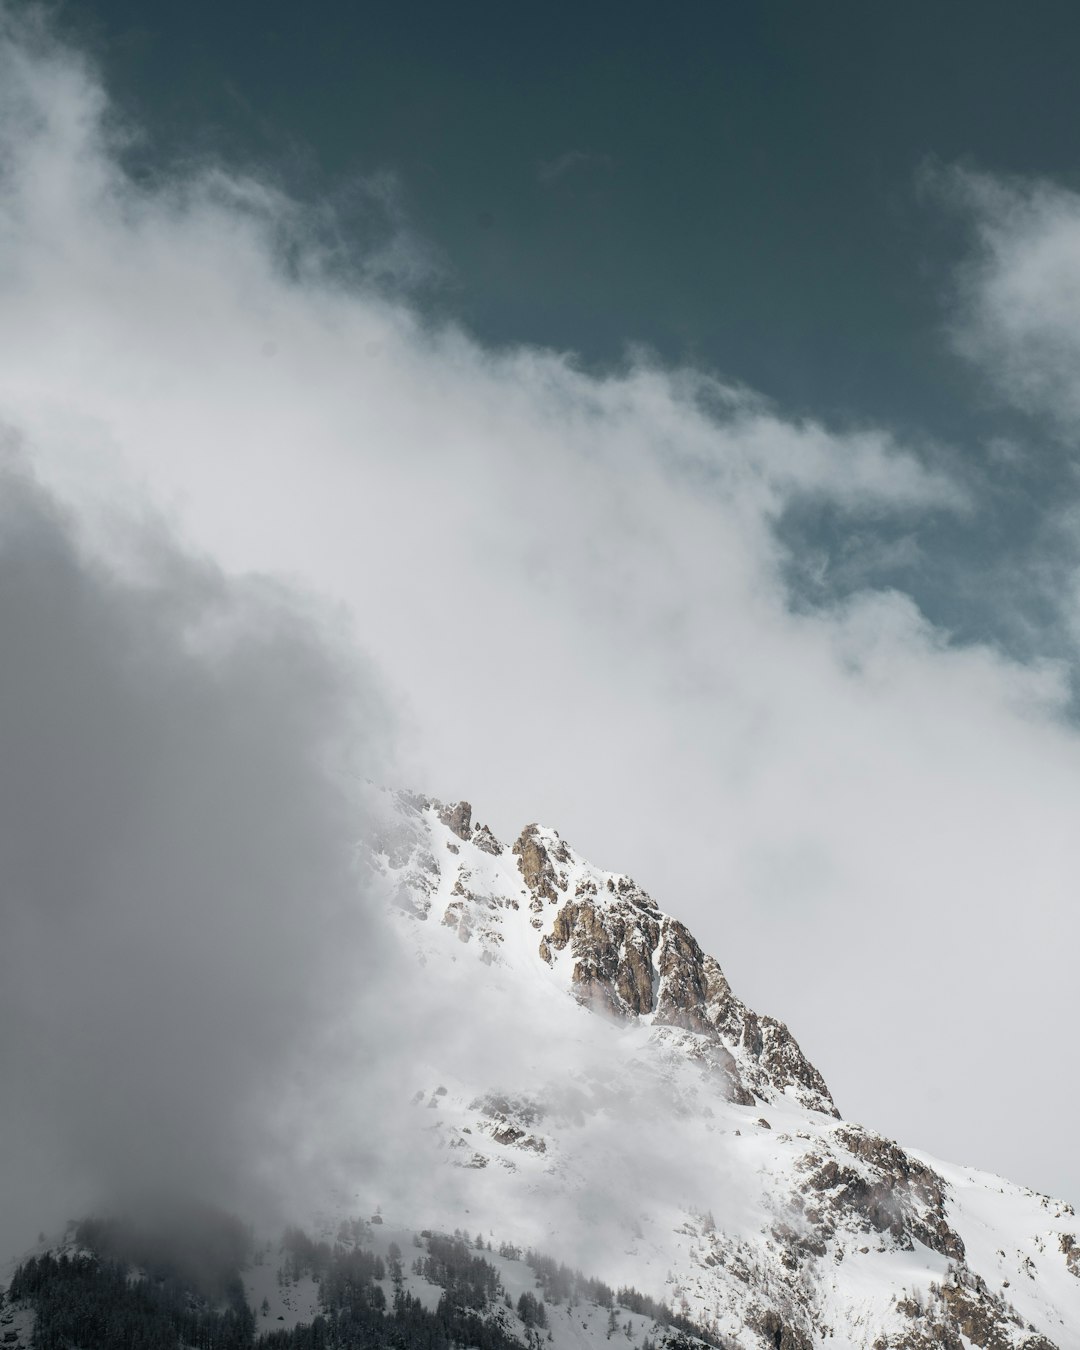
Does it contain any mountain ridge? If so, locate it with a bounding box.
[361,788,1080,1349]
[3,789,1077,1350]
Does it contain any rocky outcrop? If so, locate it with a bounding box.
[516,825,837,1117]
[370,796,837,1115]
[751,1311,814,1350]
[363,788,1077,1350]
[438,800,473,841]
[798,1125,964,1260]
[513,823,568,904]
[548,896,660,1017]
[874,1268,1060,1350]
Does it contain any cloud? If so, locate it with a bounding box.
[2,5,1080,1221]
[922,163,1080,660]
[931,163,1080,433]
[0,455,399,1255]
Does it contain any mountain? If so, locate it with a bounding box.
[4,789,1079,1350]
[3,1215,717,1350]
[360,790,1080,1350]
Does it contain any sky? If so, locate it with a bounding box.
[3,0,1080,1244]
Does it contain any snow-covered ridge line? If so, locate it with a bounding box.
[368,791,835,1118]
[4,789,1077,1348]
[361,788,1080,1349]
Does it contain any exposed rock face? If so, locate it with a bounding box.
[438,800,473,841]
[799,1125,965,1261]
[752,1311,813,1350]
[473,824,504,855]
[514,822,568,904]
[518,824,837,1118]
[871,1268,1062,1350]
[548,896,659,1018]
[366,793,838,1121]
[363,789,1078,1350]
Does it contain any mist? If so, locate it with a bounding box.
[0,458,398,1256]
[3,1,1080,1220]
[0,455,677,1269]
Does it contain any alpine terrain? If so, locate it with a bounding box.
[359,791,1080,1350]
[4,790,1078,1350]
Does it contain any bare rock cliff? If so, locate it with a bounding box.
[363,791,1078,1350]
[515,822,836,1118]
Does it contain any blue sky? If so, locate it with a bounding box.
[4,1,1080,1222]
[67,0,1080,664]
[67,0,1078,417]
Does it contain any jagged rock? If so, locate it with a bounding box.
[752,1310,814,1350]
[513,824,567,902]
[360,788,1078,1350]
[543,883,835,1116]
[549,897,659,1018]
[473,824,503,855]
[796,1130,967,1281]
[437,800,473,841]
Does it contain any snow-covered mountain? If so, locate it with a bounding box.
[358,789,1080,1350]
[4,789,1078,1350]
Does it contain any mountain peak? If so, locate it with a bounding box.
[357,788,1080,1349]
[370,791,835,1118]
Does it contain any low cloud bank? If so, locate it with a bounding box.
[0,460,396,1255]
[2,6,1080,1216]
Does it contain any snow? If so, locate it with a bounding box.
[351,789,1080,1348]
[4,788,1077,1350]
[240,1219,693,1350]
[916,1153,1080,1349]
[243,1249,322,1333]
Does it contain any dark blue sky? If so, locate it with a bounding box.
[65,0,1080,659]
[69,2,1079,430]
[7,1,1080,1210]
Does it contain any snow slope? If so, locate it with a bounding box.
[4,789,1075,1350]
[355,789,1080,1350]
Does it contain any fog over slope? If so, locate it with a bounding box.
[0,461,402,1255]
[2,3,1080,1216]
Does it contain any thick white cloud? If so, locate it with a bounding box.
[2,11,1080,1211]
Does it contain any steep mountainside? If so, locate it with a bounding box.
[3,1218,715,1350]
[362,790,1080,1350]
[5,790,1077,1350]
